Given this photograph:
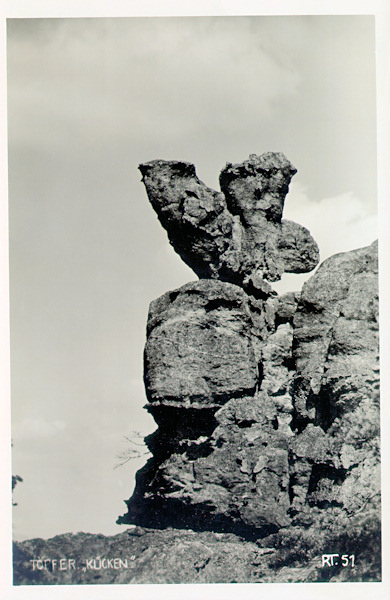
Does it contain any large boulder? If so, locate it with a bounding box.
[144,280,260,409]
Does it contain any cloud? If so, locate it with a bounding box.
[7,17,300,153]
[13,417,67,440]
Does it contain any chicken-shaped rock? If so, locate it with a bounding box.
[139,152,319,294]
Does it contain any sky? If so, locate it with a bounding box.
[6,15,378,541]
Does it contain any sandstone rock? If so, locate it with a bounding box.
[260,322,294,433]
[140,153,319,288]
[220,154,319,280]
[139,160,240,282]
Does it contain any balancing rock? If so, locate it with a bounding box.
[118,155,379,563]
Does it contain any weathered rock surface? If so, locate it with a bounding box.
[293,240,379,397]
[120,278,298,536]
[13,521,381,584]
[118,240,380,576]
[140,153,319,288]
[116,153,381,581]
[120,394,293,537]
[289,240,380,528]
[12,154,380,584]
[144,280,261,409]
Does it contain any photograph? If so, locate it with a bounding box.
[1,1,389,598]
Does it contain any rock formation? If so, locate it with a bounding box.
[13,522,381,584]
[116,153,380,579]
[139,153,319,292]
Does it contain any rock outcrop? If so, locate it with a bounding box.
[139,153,319,290]
[13,523,381,584]
[143,280,261,409]
[289,240,380,523]
[116,154,380,580]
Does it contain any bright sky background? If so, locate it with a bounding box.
[6,15,378,541]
